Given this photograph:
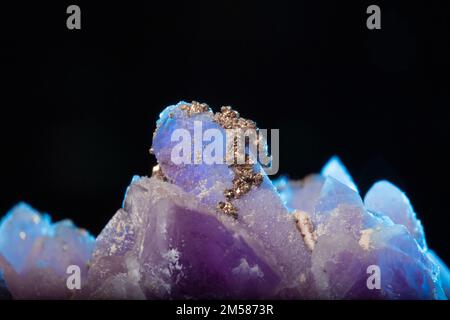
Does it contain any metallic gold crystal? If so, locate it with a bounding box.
[213,106,262,218]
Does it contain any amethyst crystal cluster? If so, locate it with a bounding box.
[0,203,95,299]
[0,101,448,299]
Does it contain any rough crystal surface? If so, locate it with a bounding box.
[321,156,358,192]
[0,101,448,300]
[80,176,283,299]
[275,159,448,299]
[364,180,426,249]
[152,102,313,296]
[0,203,95,299]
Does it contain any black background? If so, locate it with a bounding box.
[0,1,449,263]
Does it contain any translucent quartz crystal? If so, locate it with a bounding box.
[80,177,283,299]
[151,102,313,297]
[310,178,444,299]
[321,156,358,192]
[274,156,354,214]
[427,250,450,298]
[0,203,95,299]
[0,255,12,299]
[83,101,445,299]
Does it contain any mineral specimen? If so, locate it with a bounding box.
[0,262,11,300]
[364,180,426,249]
[0,101,448,300]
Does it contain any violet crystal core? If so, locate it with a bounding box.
[0,101,448,299]
[0,262,12,300]
[0,203,95,299]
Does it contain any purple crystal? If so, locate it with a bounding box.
[81,176,282,299]
[321,156,358,192]
[151,102,313,296]
[276,157,448,299]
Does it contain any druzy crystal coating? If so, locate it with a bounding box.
[0,101,448,299]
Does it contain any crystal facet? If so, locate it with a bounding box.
[0,101,448,300]
[0,203,95,299]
